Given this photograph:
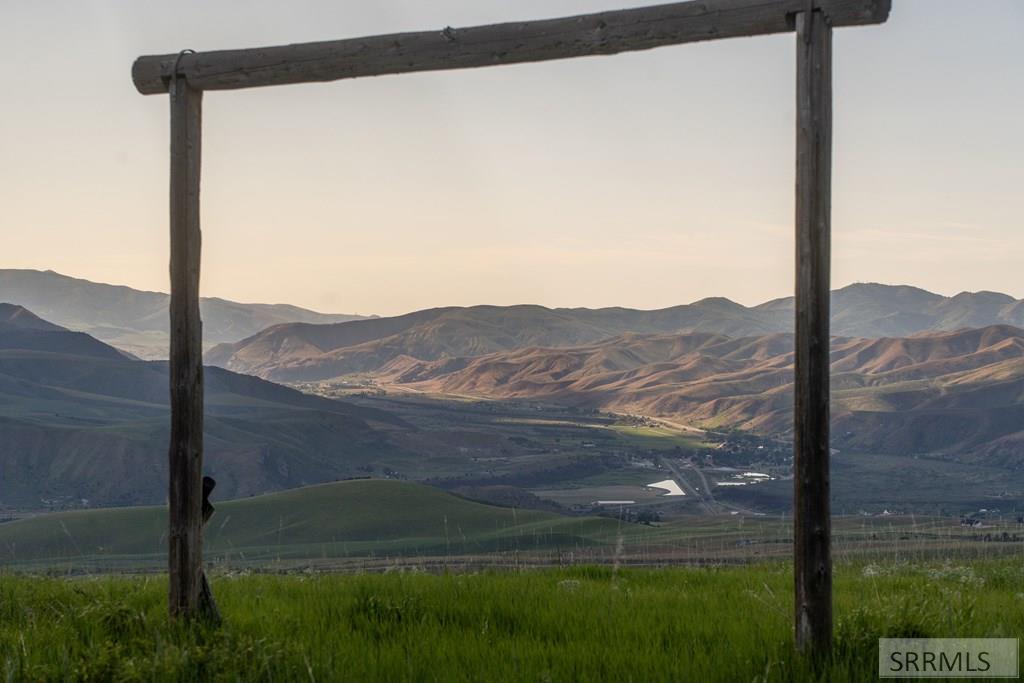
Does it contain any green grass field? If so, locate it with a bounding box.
[2,559,1022,681]
[605,423,711,453]
[5,479,1024,573]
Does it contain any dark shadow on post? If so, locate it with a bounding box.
[199,476,221,625]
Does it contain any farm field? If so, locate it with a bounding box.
[4,479,1024,572]
[2,559,1023,681]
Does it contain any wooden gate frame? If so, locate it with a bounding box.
[133,0,891,653]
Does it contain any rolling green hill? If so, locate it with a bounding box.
[0,479,622,568]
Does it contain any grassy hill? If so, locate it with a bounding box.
[0,480,622,568]
[7,476,1024,573]
[0,307,416,508]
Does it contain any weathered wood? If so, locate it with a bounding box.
[793,8,833,655]
[132,0,889,94]
[168,75,205,620]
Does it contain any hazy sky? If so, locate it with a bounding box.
[2,1,1021,316]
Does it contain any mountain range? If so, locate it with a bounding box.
[4,276,1024,512]
[375,325,1024,462]
[0,269,371,359]
[207,283,1024,384]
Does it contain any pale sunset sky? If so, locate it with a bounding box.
[2,0,1021,316]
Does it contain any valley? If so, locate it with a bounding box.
[3,287,1024,518]
[287,389,1024,517]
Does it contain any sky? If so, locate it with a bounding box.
[1,0,1021,317]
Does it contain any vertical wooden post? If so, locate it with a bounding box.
[168,74,205,619]
[794,8,832,655]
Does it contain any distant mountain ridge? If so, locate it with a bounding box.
[0,303,132,360]
[0,269,372,359]
[207,283,1024,383]
[0,303,63,332]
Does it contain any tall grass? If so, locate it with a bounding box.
[2,559,1022,682]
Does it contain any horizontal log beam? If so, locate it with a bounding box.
[133,0,890,95]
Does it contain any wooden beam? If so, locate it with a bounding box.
[132,0,889,95]
[167,75,205,620]
[793,8,832,655]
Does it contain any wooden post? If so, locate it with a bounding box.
[793,8,833,655]
[168,73,205,620]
